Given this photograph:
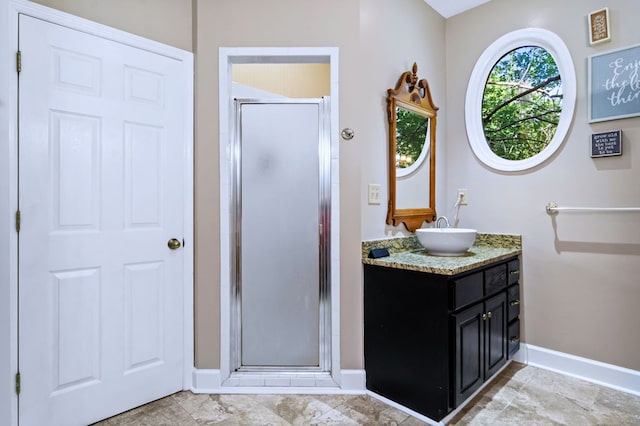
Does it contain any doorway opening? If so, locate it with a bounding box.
[219,48,340,387]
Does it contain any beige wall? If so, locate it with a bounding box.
[194,0,362,369]
[445,0,640,370]
[30,0,192,51]
[29,0,640,373]
[359,0,445,238]
[233,64,330,98]
[196,0,443,370]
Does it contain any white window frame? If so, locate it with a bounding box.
[465,28,576,172]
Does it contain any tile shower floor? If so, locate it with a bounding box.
[93,362,640,425]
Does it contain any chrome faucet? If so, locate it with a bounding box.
[435,216,450,228]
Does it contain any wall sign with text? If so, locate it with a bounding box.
[591,130,622,158]
[588,44,640,123]
[588,8,610,45]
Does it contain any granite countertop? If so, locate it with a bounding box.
[362,233,522,276]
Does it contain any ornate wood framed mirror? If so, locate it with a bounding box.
[386,63,438,232]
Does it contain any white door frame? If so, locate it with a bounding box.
[218,47,341,386]
[0,2,194,425]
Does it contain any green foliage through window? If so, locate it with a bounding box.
[482,46,562,160]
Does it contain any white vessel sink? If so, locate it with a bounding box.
[415,228,477,256]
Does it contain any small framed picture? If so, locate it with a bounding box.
[588,8,610,45]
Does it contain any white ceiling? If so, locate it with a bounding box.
[424,0,492,18]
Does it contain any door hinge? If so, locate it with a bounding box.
[15,210,21,233]
[16,50,21,74]
[15,372,20,395]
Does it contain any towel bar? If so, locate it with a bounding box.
[546,202,640,214]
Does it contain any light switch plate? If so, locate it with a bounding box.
[368,184,381,204]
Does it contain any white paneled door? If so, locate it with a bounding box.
[18,15,186,426]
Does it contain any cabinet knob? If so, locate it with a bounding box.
[510,336,521,343]
[482,313,487,321]
[487,311,492,319]
[510,300,521,306]
[510,270,520,275]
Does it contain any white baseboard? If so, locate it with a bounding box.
[191,369,222,393]
[191,369,366,394]
[514,343,640,396]
[192,346,640,399]
[339,369,366,391]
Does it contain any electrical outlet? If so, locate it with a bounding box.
[457,188,468,205]
[368,184,382,204]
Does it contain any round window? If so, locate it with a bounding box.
[465,29,576,171]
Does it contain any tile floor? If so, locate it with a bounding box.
[447,362,640,425]
[93,362,640,425]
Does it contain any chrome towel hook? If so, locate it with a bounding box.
[341,128,354,140]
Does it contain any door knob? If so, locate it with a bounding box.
[167,238,182,250]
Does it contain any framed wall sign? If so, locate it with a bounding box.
[591,130,621,158]
[588,8,610,45]
[588,43,640,123]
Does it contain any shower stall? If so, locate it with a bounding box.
[230,98,331,374]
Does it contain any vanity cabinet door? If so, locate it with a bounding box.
[453,302,484,407]
[453,292,507,407]
[485,292,508,378]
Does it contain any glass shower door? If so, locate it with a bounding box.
[233,99,330,370]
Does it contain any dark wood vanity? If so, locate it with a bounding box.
[363,237,521,421]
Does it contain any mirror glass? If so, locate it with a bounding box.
[395,107,430,209]
[465,28,576,171]
[386,63,437,232]
[395,107,430,177]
